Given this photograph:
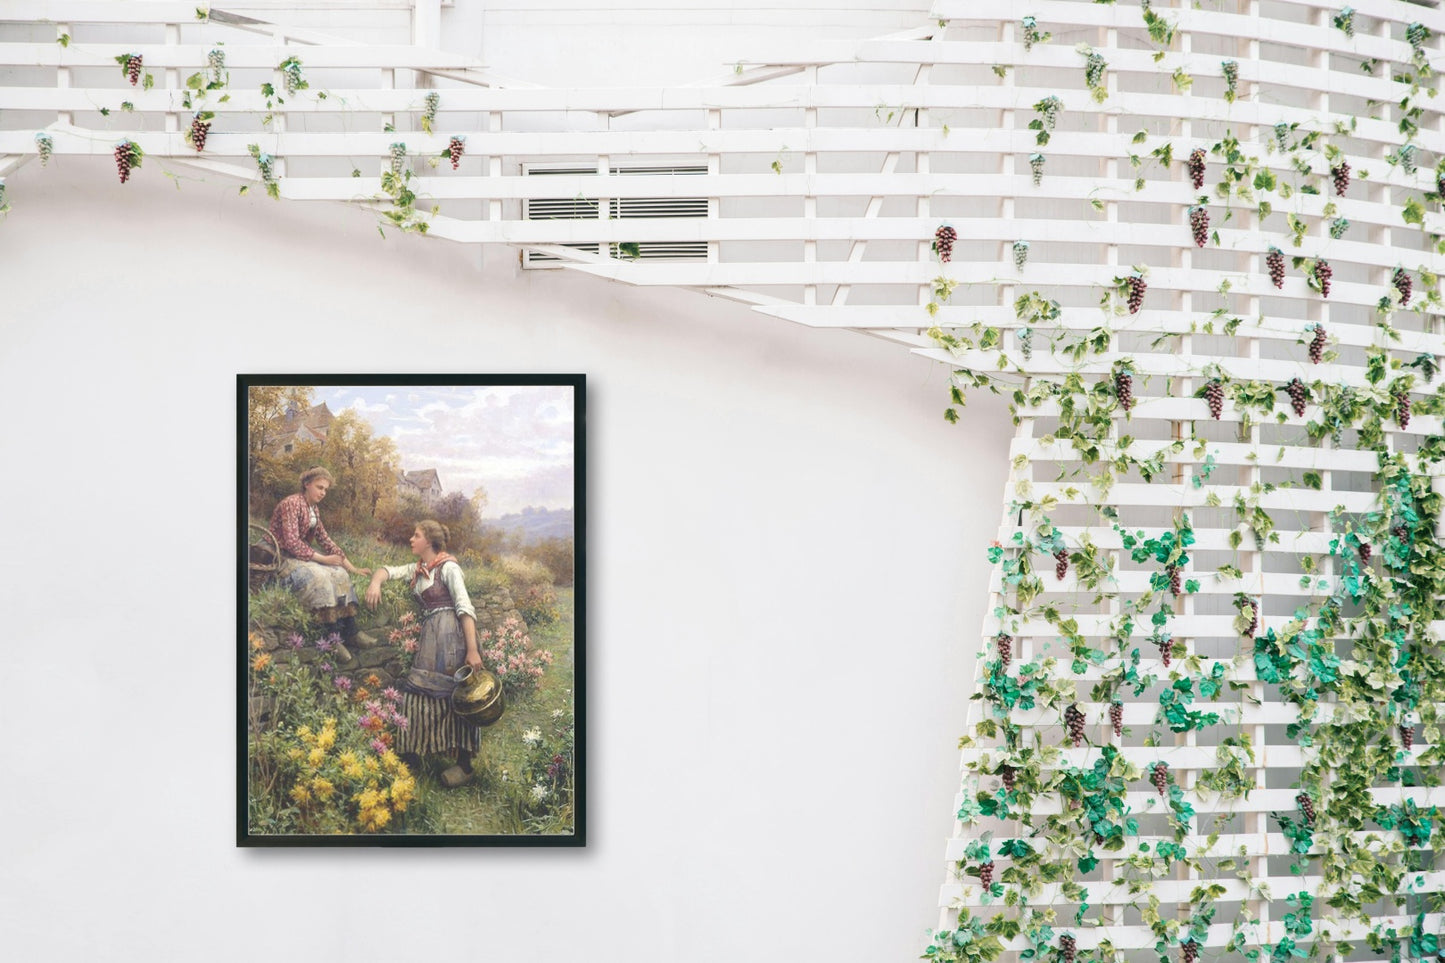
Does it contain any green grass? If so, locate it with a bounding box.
[420,586,576,835]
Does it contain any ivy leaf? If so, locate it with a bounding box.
[1403,197,1425,226]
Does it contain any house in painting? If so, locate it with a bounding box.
[397,468,442,505]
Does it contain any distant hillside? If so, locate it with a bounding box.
[484,507,574,544]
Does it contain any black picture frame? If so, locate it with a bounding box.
[237,374,586,847]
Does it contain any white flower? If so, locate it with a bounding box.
[521,727,542,746]
[529,784,549,802]
[550,709,564,719]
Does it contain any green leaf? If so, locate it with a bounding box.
[1403,197,1426,226]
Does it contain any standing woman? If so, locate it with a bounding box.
[270,467,371,645]
[364,520,483,788]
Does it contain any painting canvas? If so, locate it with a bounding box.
[237,375,585,846]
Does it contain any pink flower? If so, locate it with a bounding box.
[393,714,409,730]
[402,639,418,653]
[364,700,383,714]
[334,675,353,692]
[382,687,401,702]
[370,739,388,754]
[319,661,333,673]
[286,632,305,650]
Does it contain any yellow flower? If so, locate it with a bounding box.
[390,775,415,811]
[249,633,265,651]
[380,750,401,772]
[356,788,384,811]
[311,777,335,800]
[251,653,272,671]
[307,747,325,768]
[289,783,311,804]
[297,725,314,743]
[322,716,337,728]
[361,806,391,832]
[316,728,336,751]
[287,747,304,762]
[364,756,380,773]
[338,751,358,768]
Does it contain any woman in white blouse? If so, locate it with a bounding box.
[364,519,484,788]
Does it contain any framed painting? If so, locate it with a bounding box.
[237,375,585,846]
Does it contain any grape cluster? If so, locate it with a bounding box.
[1402,724,1416,750]
[1187,148,1206,190]
[1125,275,1146,313]
[1394,267,1413,306]
[1222,59,1239,99]
[1243,599,1259,637]
[34,131,52,167]
[999,764,1017,792]
[1308,325,1327,364]
[207,47,226,75]
[995,632,1013,669]
[1439,171,1445,198]
[1157,638,1173,667]
[126,54,143,86]
[1167,564,1182,596]
[1064,704,1086,747]
[1059,935,1077,963]
[1013,240,1029,271]
[1205,380,1224,420]
[978,861,995,889]
[1054,549,1070,580]
[448,135,465,170]
[189,115,210,153]
[389,142,407,176]
[114,141,135,183]
[1296,792,1316,826]
[1399,143,1419,176]
[423,91,440,127]
[1285,377,1308,417]
[1151,762,1169,795]
[1084,52,1107,91]
[934,224,957,263]
[1393,524,1409,543]
[1189,205,1209,247]
[1396,388,1411,429]
[1109,701,1123,738]
[1029,153,1045,186]
[1182,942,1199,963]
[1331,160,1351,196]
[1022,16,1041,51]
[1313,259,1332,298]
[1114,368,1134,411]
[1266,246,1286,289]
[1019,327,1034,361]
[1359,542,1372,565]
[1329,217,1350,240]
[281,59,305,96]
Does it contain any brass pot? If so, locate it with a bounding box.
[450,665,505,728]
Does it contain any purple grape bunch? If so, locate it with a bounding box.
[1064,703,1086,748]
[1059,935,1077,963]
[995,632,1013,669]
[1266,246,1286,289]
[978,860,995,889]
[934,224,957,263]
[1313,259,1333,298]
[1109,700,1123,738]
[1125,275,1146,314]
[1396,388,1411,429]
[1114,368,1134,411]
[1205,380,1224,420]
[1394,268,1413,307]
[1189,205,1209,247]
[189,114,210,153]
[1285,377,1308,417]
[1296,792,1316,826]
[1151,762,1169,795]
[1308,325,1327,364]
[447,136,465,170]
[1187,148,1206,190]
[1331,160,1351,196]
[1054,549,1070,580]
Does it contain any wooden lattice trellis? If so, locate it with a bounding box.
[3,1,1445,958]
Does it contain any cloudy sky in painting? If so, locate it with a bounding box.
[319,384,574,518]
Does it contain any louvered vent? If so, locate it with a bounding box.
[524,165,708,266]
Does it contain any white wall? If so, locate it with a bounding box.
[0,157,1009,962]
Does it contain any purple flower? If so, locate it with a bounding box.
[370,739,388,754]
[315,634,336,653]
[334,675,353,692]
[381,687,401,703]
[319,661,333,673]
[393,714,409,730]
[286,632,305,650]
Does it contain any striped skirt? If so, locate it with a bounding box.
[398,690,480,755]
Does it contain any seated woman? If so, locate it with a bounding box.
[270,467,371,647]
[364,520,482,788]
